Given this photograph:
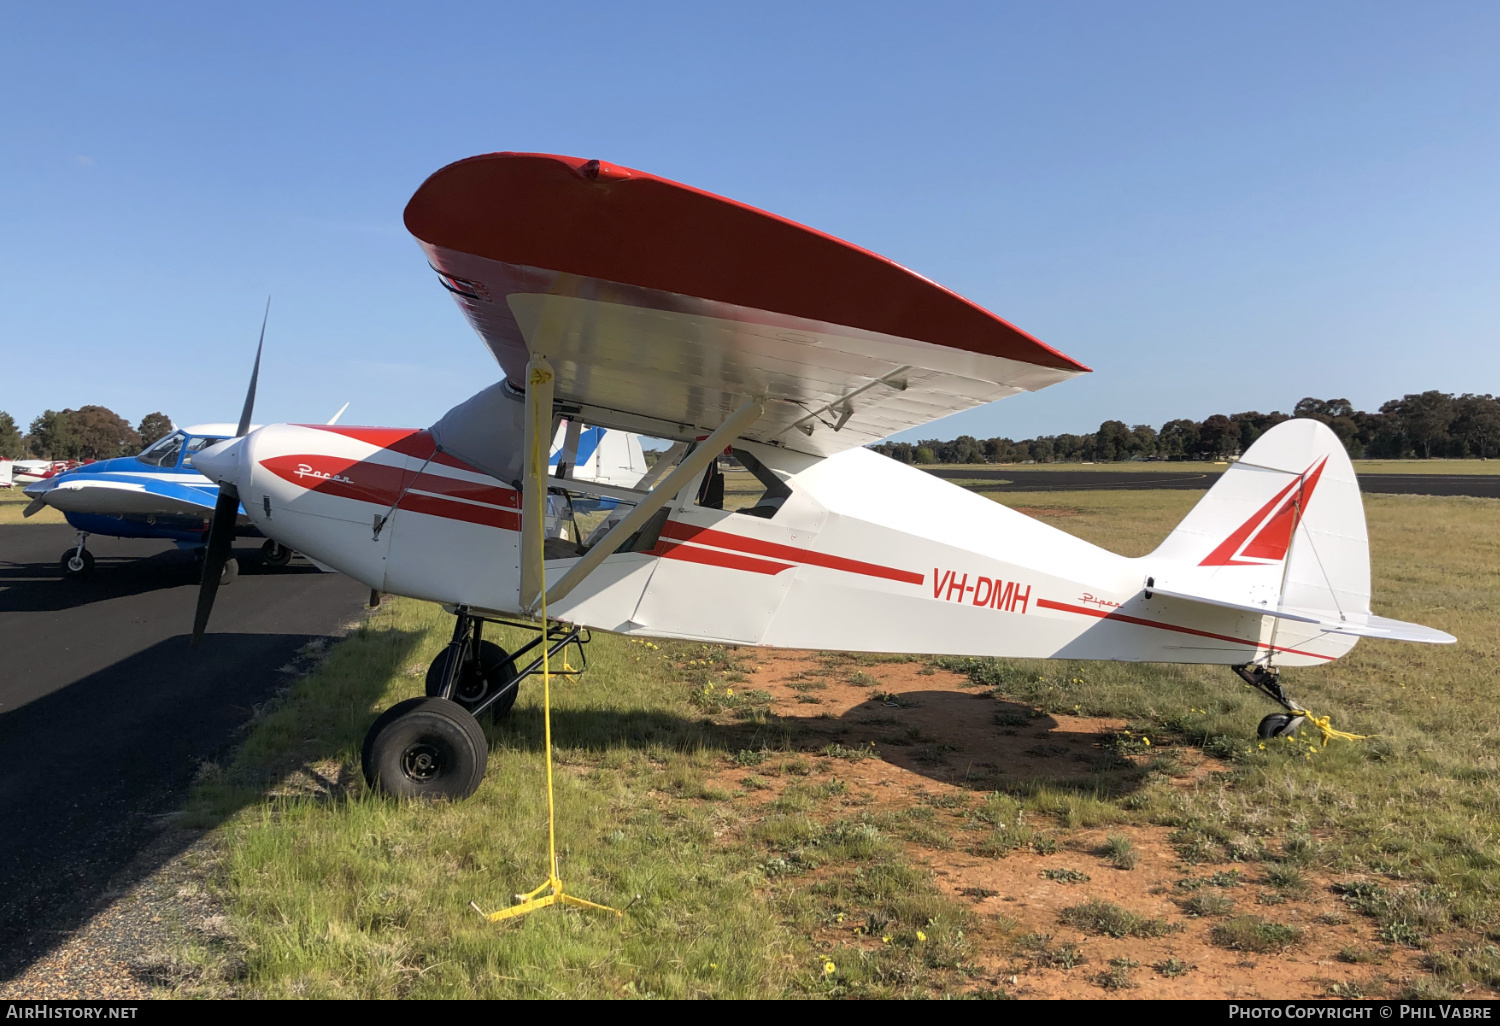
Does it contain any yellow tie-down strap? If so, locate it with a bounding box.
[475,358,620,924]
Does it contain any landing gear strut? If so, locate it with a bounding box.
[360,606,590,800]
[59,532,93,579]
[1233,663,1307,739]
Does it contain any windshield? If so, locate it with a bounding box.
[137,432,185,468]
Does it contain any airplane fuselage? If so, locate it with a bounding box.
[212,422,1354,668]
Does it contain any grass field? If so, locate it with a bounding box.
[0,488,65,525]
[162,487,1500,999]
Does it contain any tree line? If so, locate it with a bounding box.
[869,392,1500,465]
[0,407,174,461]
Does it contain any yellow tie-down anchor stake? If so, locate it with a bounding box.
[473,355,620,924]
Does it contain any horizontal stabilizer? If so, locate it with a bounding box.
[1151,585,1455,644]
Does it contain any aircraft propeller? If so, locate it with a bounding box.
[190,298,268,649]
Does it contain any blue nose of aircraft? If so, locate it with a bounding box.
[193,436,247,490]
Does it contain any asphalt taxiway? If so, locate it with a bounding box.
[0,525,367,980]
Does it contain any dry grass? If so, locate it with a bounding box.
[164,487,1499,998]
[0,488,65,525]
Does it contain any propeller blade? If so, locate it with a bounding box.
[191,488,242,649]
[236,297,269,438]
[194,300,267,648]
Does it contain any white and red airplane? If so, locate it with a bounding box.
[191,152,1454,800]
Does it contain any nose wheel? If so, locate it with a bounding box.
[193,547,239,584]
[260,540,293,567]
[59,546,94,579]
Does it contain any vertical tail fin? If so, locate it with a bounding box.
[1149,420,1370,643]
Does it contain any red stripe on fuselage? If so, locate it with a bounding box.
[1036,598,1334,661]
[396,490,520,531]
[658,520,922,585]
[261,453,519,523]
[654,539,793,575]
[293,425,478,472]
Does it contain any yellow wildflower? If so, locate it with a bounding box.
[916,930,927,942]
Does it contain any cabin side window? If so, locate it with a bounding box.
[692,447,791,519]
[137,432,184,468]
[182,435,225,468]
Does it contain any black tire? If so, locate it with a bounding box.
[1258,712,1306,739]
[260,540,293,567]
[59,548,94,579]
[362,697,488,800]
[425,640,520,719]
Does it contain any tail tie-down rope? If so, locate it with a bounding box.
[474,359,621,924]
[1295,708,1370,747]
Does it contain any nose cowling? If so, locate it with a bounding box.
[21,477,54,500]
[193,436,248,490]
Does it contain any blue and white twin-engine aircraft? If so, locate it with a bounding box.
[21,422,296,580]
[22,407,644,582]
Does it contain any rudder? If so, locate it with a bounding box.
[1148,419,1370,625]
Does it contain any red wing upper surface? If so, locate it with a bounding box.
[405,152,1088,455]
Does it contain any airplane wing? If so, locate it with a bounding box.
[26,474,222,519]
[405,152,1090,457]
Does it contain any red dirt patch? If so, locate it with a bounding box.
[706,651,1430,999]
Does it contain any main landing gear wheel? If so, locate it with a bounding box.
[1258,712,1307,739]
[362,697,488,800]
[260,540,292,568]
[425,640,520,719]
[59,548,94,579]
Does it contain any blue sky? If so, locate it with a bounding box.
[2,2,1496,443]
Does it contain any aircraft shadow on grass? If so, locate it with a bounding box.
[0,625,417,985]
[462,687,1148,802]
[0,545,320,614]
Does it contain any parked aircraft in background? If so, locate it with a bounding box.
[7,459,79,487]
[191,151,1455,802]
[21,424,283,580]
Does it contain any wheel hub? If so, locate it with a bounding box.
[401,741,445,781]
[67,557,84,572]
[455,672,489,705]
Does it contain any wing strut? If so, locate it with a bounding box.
[521,366,762,614]
[520,356,558,612]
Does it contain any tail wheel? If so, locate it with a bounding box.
[59,548,94,579]
[1258,712,1306,739]
[425,640,520,719]
[361,697,488,800]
